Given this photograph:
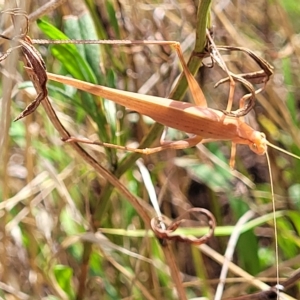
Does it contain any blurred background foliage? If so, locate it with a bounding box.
[0,0,300,299]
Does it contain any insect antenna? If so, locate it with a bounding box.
[266,141,300,161]
[265,140,300,298]
[265,150,279,298]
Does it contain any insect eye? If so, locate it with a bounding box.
[260,133,266,139]
[249,131,267,155]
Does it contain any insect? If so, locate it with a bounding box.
[1,10,277,165]
[45,40,300,300]
[45,47,300,164]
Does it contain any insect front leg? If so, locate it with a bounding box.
[61,135,203,155]
[229,143,237,169]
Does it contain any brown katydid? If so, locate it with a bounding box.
[45,41,299,164]
[45,40,300,299]
[2,31,277,165]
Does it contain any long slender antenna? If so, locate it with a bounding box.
[266,140,300,160]
[265,139,300,299]
[265,150,279,299]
